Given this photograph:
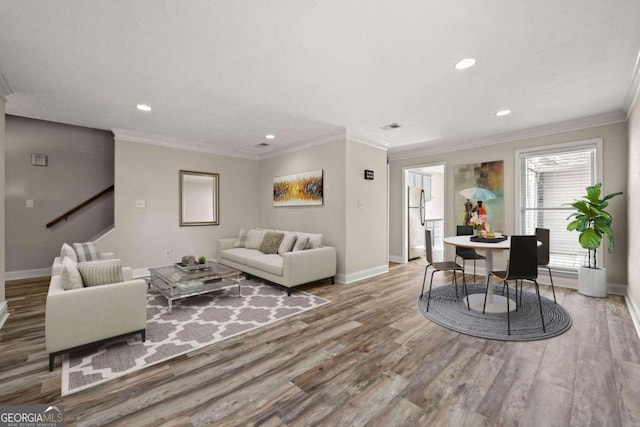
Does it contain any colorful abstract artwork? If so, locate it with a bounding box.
[454,160,505,232]
[273,170,324,206]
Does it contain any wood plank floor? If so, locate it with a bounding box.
[1,262,640,426]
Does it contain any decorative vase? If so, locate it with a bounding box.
[578,266,607,297]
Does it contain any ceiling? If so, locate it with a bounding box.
[1,1,639,160]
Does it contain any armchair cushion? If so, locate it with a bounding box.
[73,242,100,262]
[78,260,124,287]
[60,243,78,263]
[60,257,83,290]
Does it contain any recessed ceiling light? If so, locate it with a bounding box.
[454,58,476,70]
[136,104,152,112]
[265,134,275,139]
[496,109,511,117]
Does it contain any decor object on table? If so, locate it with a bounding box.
[179,170,219,226]
[61,280,329,395]
[198,256,206,265]
[454,160,504,231]
[565,183,623,297]
[273,169,323,206]
[468,213,488,236]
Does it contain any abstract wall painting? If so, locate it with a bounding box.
[454,160,505,232]
[273,169,324,206]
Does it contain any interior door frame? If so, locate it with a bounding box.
[401,161,447,263]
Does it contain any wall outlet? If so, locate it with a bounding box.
[165,249,171,257]
[26,200,34,208]
[136,200,145,208]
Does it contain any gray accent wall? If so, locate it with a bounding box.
[99,139,260,270]
[389,122,629,285]
[628,101,640,312]
[4,116,115,273]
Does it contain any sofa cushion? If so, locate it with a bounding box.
[73,242,100,262]
[297,232,322,248]
[292,236,309,252]
[60,257,83,290]
[246,254,284,276]
[220,248,263,265]
[78,260,124,287]
[60,243,78,263]
[259,231,284,254]
[234,228,249,248]
[278,232,297,255]
[245,229,267,250]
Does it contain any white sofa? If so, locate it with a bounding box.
[218,231,337,295]
[45,258,147,371]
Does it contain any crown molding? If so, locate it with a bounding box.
[625,49,640,116]
[388,111,628,161]
[259,129,347,159]
[112,128,348,160]
[112,129,261,160]
[0,69,14,102]
[345,129,391,150]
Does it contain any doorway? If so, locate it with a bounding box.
[404,163,446,263]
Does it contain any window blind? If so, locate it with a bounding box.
[518,145,596,270]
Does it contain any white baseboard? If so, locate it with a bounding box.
[5,268,51,280]
[625,287,640,340]
[0,301,8,331]
[388,255,403,264]
[336,264,389,285]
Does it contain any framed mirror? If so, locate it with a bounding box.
[179,170,219,226]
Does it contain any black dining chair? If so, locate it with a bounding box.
[536,227,557,304]
[455,225,486,284]
[421,229,469,311]
[483,235,545,335]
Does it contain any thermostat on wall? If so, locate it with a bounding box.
[364,170,374,180]
[31,153,48,166]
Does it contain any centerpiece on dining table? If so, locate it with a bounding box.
[468,213,489,237]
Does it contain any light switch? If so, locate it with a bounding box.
[135,200,145,208]
[357,200,365,209]
[26,200,34,208]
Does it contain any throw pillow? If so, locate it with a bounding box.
[60,243,78,263]
[259,231,285,254]
[78,260,124,287]
[292,236,309,251]
[245,229,267,249]
[234,228,249,248]
[73,242,100,262]
[278,232,297,255]
[60,257,83,290]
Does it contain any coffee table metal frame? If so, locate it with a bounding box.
[148,261,243,313]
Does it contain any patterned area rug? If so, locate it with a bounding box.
[417,283,572,341]
[61,280,329,395]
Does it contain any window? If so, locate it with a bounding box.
[517,139,601,271]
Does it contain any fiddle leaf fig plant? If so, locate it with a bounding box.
[565,183,622,269]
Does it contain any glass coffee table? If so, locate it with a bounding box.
[148,261,243,313]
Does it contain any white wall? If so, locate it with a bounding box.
[4,116,114,273]
[344,139,388,281]
[100,139,259,271]
[258,139,347,277]
[389,122,629,285]
[0,100,7,328]
[628,101,640,312]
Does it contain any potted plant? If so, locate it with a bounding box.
[565,183,622,297]
[198,256,206,265]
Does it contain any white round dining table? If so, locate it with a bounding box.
[443,235,515,313]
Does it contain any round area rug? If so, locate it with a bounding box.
[418,283,572,341]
